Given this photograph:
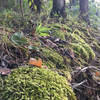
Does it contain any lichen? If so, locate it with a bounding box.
[0,67,76,100]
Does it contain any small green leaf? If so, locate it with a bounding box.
[39,27,51,33]
[39,33,50,37]
[36,24,51,36]
[11,32,28,46]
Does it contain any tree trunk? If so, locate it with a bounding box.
[79,0,90,24]
[50,0,66,18]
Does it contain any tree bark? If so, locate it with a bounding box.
[79,0,90,24]
[50,0,66,18]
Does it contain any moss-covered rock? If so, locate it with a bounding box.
[0,67,76,100]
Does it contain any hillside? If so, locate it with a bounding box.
[0,13,100,100]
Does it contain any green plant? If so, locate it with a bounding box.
[36,24,51,37]
[11,32,28,46]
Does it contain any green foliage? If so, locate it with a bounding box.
[66,0,100,28]
[49,23,67,40]
[36,23,66,39]
[36,24,51,37]
[0,67,76,100]
[67,5,79,18]
[11,32,28,46]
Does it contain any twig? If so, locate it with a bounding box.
[82,84,100,91]
[71,66,100,76]
[72,79,87,89]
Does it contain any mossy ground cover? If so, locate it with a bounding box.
[0,67,76,100]
[41,47,66,68]
[41,21,96,66]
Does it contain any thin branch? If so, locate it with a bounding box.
[72,79,87,88]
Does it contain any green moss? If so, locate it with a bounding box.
[41,47,66,69]
[62,24,73,32]
[41,22,96,66]
[51,23,62,29]
[56,69,72,81]
[71,43,95,60]
[44,61,56,68]
[50,23,72,40]
[93,41,100,52]
[0,67,76,100]
[71,43,89,60]
[73,29,85,39]
[65,31,96,61]
[82,44,95,59]
[52,30,66,40]
[71,33,85,43]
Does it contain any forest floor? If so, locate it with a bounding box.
[0,13,100,100]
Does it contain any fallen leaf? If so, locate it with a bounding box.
[29,58,42,68]
[95,71,100,77]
